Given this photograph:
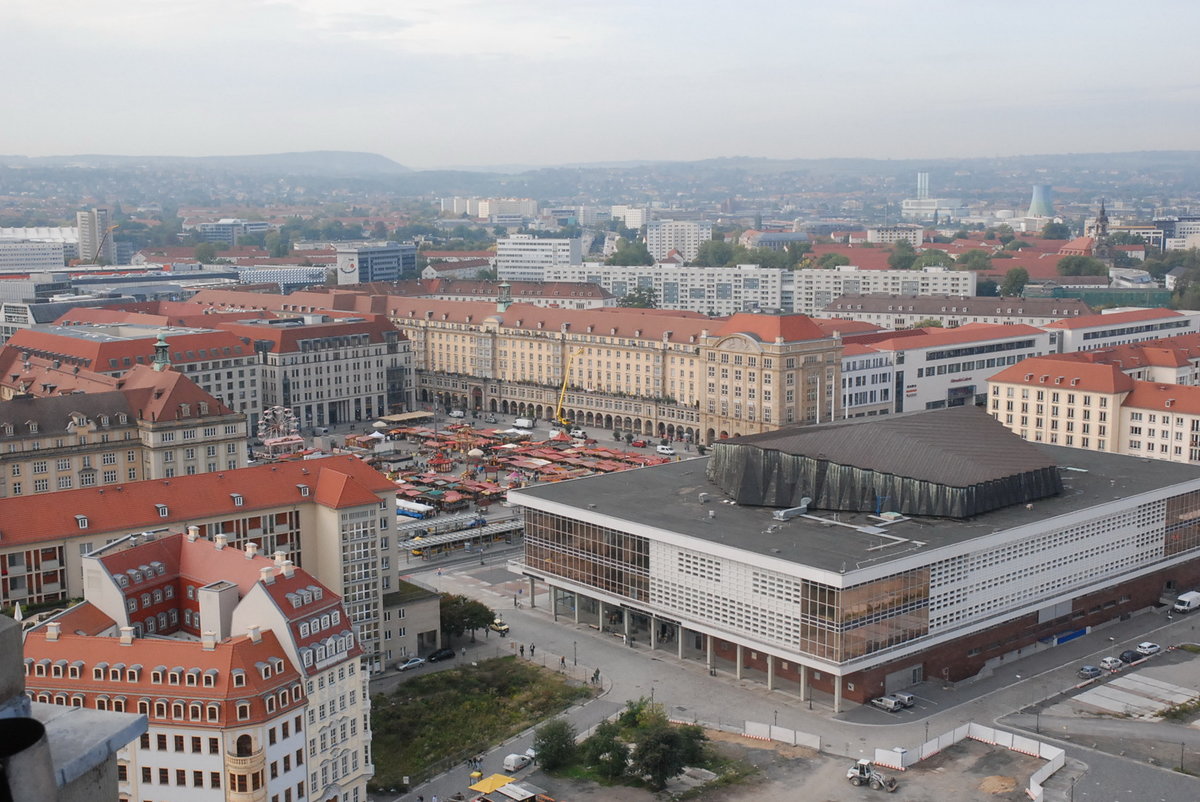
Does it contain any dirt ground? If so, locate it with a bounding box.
[530,732,1041,801]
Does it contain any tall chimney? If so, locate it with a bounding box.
[273,550,287,567]
[45,622,60,642]
[244,542,258,560]
[214,534,227,550]
[280,560,295,579]
[259,566,274,585]
[187,525,200,541]
[247,625,261,644]
[201,631,216,651]
[119,626,134,646]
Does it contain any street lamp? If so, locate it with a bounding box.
[924,721,929,743]
[773,709,778,726]
[573,640,577,666]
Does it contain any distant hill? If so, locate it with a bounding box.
[0,151,410,177]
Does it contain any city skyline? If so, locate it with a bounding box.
[4,0,1200,169]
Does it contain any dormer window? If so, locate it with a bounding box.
[232,670,246,687]
[118,413,127,424]
[75,515,88,530]
[155,504,168,518]
[296,484,310,497]
[231,493,244,507]
[28,422,38,434]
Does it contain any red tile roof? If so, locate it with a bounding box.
[714,313,828,343]
[989,356,1135,394]
[1043,308,1183,330]
[1124,382,1200,415]
[867,323,1045,351]
[810,318,883,337]
[6,326,254,371]
[0,456,393,546]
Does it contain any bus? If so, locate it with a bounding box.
[396,499,436,519]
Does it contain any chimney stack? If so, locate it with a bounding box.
[214,534,228,550]
[119,626,134,646]
[247,625,261,644]
[201,631,216,651]
[259,566,274,585]
[244,542,258,560]
[187,525,200,542]
[280,560,295,579]
[45,622,60,642]
[273,550,287,567]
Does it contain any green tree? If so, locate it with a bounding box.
[912,318,945,328]
[817,252,850,268]
[631,726,687,791]
[265,230,291,258]
[583,720,628,780]
[618,287,658,309]
[1111,232,1145,245]
[784,241,812,267]
[888,240,916,270]
[912,249,952,269]
[1001,267,1030,297]
[606,239,653,266]
[1057,255,1108,276]
[976,278,999,296]
[372,221,389,239]
[1041,221,1072,240]
[194,242,218,263]
[532,719,576,771]
[1003,239,1032,251]
[476,267,499,281]
[956,249,993,271]
[438,593,494,643]
[691,240,735,266]
[953,229,970,240]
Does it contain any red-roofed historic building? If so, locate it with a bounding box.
[22,528,372,802]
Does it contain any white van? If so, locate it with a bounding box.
[1174,590,1200,612]
[656,444,676,456]
[502,753,532,772]
[514,417,534,430]
[448,409,465,418]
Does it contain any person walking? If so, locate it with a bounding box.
[560,655,566,669]
[519,644,525,658]
[530,644,535,657]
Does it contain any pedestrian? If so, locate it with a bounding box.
[560,655,566,669]
[461,647,466,658]
[530,644,535,657]
[418,796,423,802]
[520,644,525,658]
[432,796,439,802]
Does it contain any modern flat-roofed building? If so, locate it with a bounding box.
[334,241,418,284]
[646,220,713,262]
[78,207,116,265]
[865,225,924,246]
[791,266,976,316]
[509,406,1200,709]
[543,263,787,315]
[495,235,582,282]
[0,238,66,271]
[196,218,271,246]
[1044,308,1200,352]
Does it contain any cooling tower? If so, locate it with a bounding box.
[1027,185,1053,218]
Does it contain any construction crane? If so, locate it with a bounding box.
[554,348,585,428]
[89,224,119,265]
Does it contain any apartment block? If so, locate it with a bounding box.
[791,266,976,316]
[543,263,787,316]
[495,235,582,282]
[645,220,713,262]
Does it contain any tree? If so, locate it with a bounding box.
[476,267,498,281]
[1001,267,1030,297]
[691,240,735,267]
[438,593,494,643]
[1041,221,1072,240]
[583,720,628,780]
[371,221,389,239]
[953,229,970,240]
[976,278,999,297]
[194,242,218,263]
[533,719,576,771]
[618,287,658,309]
[817,252,850,268]
[606,239,653,266]
[1057,255,1108,276]
[911,249,952,269]
[1003,239,1032,251]
[888,240,916,270]
[631,726,687,791]
[912,318,944,328]
[956,249,993,271]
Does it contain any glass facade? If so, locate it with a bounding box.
[525,509,650,602]
[1165,489,1200,557]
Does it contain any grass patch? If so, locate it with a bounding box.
[370,656,593,791]
[1158,695,1200,721]
[1177,643,1200,654]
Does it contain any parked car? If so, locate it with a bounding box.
[484,415,498,423]
[656,444,676,456]
[397,657,426,671]
[870,696,902,712]
[449,409,466,418]
[1077,665,1103,679]
[488,618,510,634]
[427,647,456,663]
[569,428,586,438]
[503,753,532,772]
[1118,649,1142,664]
[1136,641,1161,656]
[1099,656,1123,671]
[888,691,916,708]
[630,439,647,448]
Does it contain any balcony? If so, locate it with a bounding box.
[225,747,265,773]
[226,747,267,802]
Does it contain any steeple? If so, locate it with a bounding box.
[1096,199,1109,238]
[496,282,513,313]
[152,332,170,371]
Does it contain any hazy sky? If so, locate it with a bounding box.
[4,0,1200,169]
